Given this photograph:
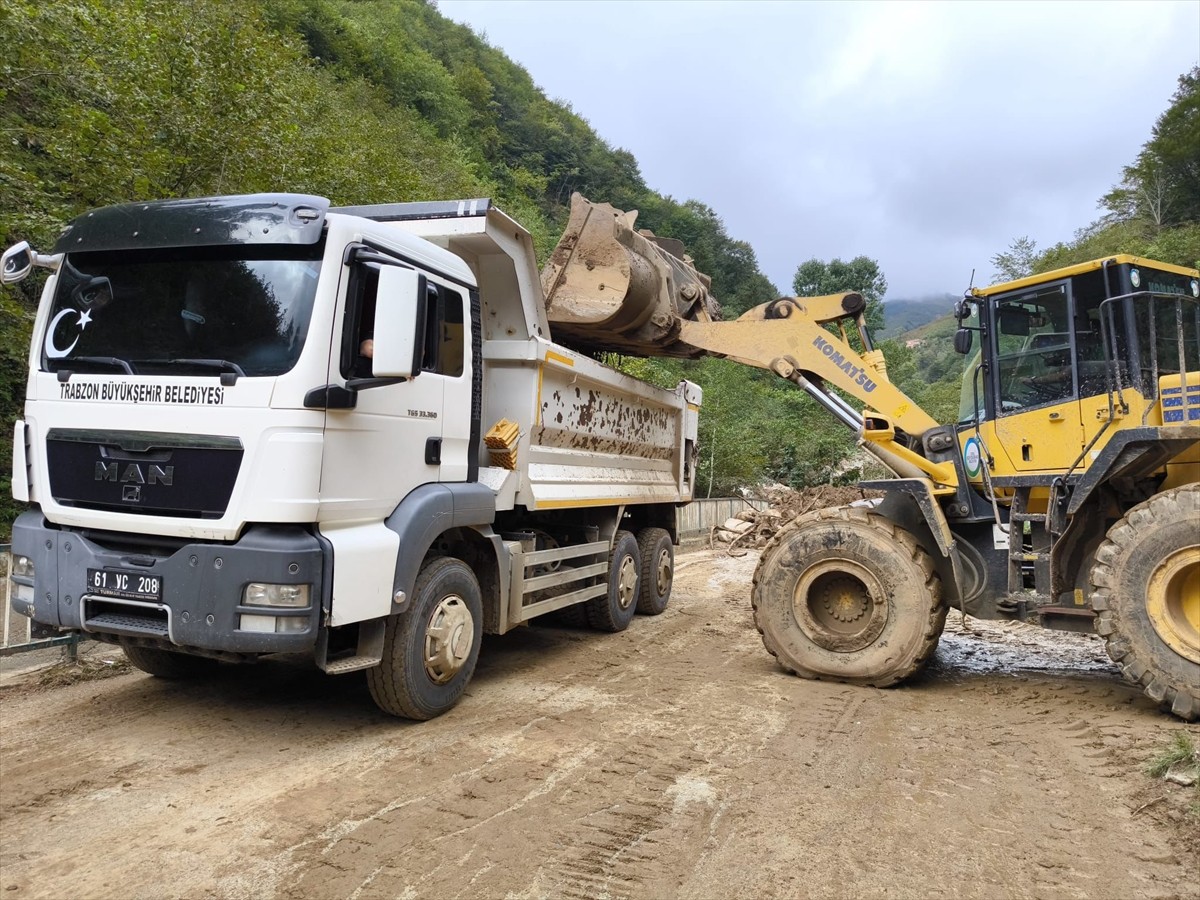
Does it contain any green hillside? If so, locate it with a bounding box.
[0,1,1194,532]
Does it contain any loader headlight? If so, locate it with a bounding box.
[1191,278,1198,298]
[1129,268,1141,288]
[242,583,310,608]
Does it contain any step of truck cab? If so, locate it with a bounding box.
[316,619,385,674]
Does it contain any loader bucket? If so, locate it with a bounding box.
[541,193,721,357]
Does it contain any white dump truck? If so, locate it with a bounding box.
[3,193,705,718]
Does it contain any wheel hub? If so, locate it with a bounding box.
[792,559,888,653]
[820,575,869,623]
[656,548,672,595]
[1147,545,1200,665]
[617,556,638,609]
[424,594,475,684]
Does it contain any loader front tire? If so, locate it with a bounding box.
[1090,484,1200,721]
[751,506,946,687]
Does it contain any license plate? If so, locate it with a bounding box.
[87,568,163,602]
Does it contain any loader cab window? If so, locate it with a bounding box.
[1129,268,1200,392]
[993,284,1073,413]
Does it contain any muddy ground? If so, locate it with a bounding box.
[1,548,1197,900]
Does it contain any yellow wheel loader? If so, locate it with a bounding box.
[545,196,1199,719]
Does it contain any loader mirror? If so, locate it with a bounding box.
[953,328,973,354]
[1,242,33,284]
[370,266,423,378]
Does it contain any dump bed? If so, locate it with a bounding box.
[478,337,701,511]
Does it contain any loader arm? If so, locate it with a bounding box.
[678,295,958,489]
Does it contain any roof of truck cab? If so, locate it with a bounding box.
[325,210,476,287]
[972,254,1198,298]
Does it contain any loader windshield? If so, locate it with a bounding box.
[40,244,324,377]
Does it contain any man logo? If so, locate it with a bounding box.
[122,485,142,503]
[95,462,174,486]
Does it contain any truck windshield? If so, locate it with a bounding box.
[40,244,324,377]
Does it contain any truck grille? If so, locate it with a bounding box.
[46,429,242,519]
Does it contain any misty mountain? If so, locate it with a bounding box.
[879,293,958,339]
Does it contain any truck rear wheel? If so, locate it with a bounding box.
[121,643,217,679]
[586,531,640,632]
[367,557,483,720]
[636,527,674,615]
[751,506,946,686]
[1090,484,1200,721]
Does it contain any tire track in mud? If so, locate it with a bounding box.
[2,549,1196,900]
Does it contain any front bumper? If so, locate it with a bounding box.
[10,510,326,654]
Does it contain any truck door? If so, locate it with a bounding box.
[318,255,471,520]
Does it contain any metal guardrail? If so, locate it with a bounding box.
[0,544,84,658]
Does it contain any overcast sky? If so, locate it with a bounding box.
[439,0,1199,300]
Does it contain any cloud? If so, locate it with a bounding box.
[440,0,1199,297]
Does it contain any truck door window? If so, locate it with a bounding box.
[342,266,465,380]
[421,283,464,377]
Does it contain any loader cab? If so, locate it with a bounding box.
[956,256,1200,473]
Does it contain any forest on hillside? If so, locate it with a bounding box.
[1,0,1197,532]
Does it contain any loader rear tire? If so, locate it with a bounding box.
[1090,484,1200,721]
[121,643,217,679]
[751,505,946,687]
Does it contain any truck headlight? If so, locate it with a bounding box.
[9,555,34,606]
[12,555,34,578]
[243,583,310,608]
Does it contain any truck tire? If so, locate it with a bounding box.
[586,531,640,632]
[367,557,483,720]
[1090,484,1200,721]
[636,527,674,615]
[751,505,946,686]
[121,643,216,679]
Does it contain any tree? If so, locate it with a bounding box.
[990,236,1038,283]
[792,256,887,335]
[1102,66,1200,232]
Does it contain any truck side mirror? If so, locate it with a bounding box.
[953,328,973,354]
[1,242,33,284]
[370,266,423,378]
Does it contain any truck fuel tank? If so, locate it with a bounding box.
[541,193,721,358]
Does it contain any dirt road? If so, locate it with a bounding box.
[1,549,1196,899]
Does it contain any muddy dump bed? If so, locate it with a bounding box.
[541,194,721,358]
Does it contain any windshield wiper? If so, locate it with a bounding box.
[52,356,135,381]
[144,358,246,385]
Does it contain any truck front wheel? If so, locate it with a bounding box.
[752,506,946,686]
[367,557,483,720]
[1090,484,1199,721]
[121,643,217,679]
